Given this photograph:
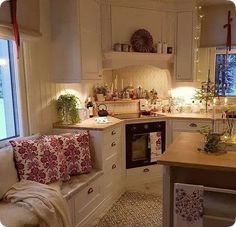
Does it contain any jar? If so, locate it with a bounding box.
[114,43,122,52]
[122,44,129,52]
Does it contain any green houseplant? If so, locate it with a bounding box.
[56,94,80,124]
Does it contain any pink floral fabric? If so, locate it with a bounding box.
[10,135,69,184]
[61,132,92,176]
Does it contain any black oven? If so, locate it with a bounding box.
[126,121,166,169]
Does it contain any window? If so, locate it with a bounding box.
[215,51,236,96]
[0,39,19,141]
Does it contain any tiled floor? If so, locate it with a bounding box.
[94,191,163,227]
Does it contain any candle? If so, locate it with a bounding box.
[111,83,114,93]
[213,97,216,105]
[114,75,118,90]
[224,97,228,105]
[121,79,124,90]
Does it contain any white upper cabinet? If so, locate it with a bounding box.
[51,0,102,83]
[176,11,194,81]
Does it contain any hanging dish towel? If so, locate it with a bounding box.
[149,132,162,162]
[174,183,204,227]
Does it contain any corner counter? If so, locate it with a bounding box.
[157,132,236,227]
[53,116,123,131]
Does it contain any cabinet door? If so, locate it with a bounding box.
[176,12,193,81]
[51,0,81,83]
[79,0,102,80]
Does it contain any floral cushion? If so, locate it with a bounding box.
[61,132,92,176]
[10,136,69,184]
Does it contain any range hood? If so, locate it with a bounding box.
[102,51,174,70]
[200,3,236,47]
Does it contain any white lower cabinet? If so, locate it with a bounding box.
[53,123,124,226]
[171,119,212,143]
[74,177,104,226]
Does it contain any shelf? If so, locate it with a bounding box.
[102,51,174,70]
[96,99,140,104]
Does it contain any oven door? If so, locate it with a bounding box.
[126,121,165,169]
[126,131,163,169]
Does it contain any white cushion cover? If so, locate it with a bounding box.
[0,146,19,200]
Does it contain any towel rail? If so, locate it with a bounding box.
[204,186,236,195]
[203,214,234,222]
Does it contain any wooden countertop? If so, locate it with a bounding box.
[53,116,123,131]
[157,132,236,172]
[163,112,222,120]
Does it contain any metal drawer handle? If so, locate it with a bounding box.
[112,164,117,169]
[189,123,197,127]
[143,168,150,172]
[111,130,116,135]
[111,142,116,147]
[88,188,94,194]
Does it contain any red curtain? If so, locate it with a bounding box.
[10,0,20,58]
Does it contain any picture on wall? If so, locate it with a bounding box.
[215,53,236,96]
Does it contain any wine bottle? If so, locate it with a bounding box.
[87,97,94,118]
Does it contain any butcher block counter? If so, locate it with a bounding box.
[157,132,236,172]
[157,133,236,227]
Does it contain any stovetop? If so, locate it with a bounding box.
[113,112,165,119]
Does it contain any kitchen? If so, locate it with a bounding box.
[1,0,236,227]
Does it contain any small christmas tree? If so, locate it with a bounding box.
[194,70,215,113]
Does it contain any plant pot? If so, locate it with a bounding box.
[97,94,105,102]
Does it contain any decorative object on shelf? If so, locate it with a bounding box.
[194,70,215,113]
[113,43,122,52]
[97,104,108,117]
[130,29,154,53]
[94,85,108,101]
[56,93,80,124]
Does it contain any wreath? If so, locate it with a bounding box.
[130,29,154,53]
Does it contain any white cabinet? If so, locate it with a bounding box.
[176,11,194,81]
[51,0,102,83]
[100,125,125,201]
[171,119,212,143]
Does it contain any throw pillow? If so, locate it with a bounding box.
[0,146,19,200]
[10,135,69,184]
[61,132,92,175]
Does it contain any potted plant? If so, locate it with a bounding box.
[56,94,80,124]
[94,85,107,101]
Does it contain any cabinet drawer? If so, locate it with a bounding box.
[74,177,103,224]
[126,165,162,185]
[103,126,121,143]
[103,153,121,195]
[103,137,120,159]
[172,120,211,131]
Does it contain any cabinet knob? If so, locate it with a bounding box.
[189,123,197,127]
[87,188,94,194]
[111,130,116,135]
[111,142,116,147]
[112,164,117,169]
[143,168,150,172]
